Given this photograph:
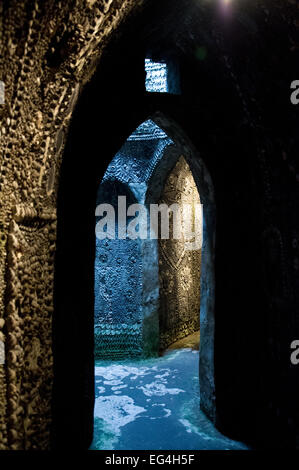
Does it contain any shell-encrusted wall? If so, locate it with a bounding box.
[158,156,202,351]
[0,0,143,450]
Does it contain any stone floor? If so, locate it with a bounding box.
[166,330,200,351]
[90,335,248,451]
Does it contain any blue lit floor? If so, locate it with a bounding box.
[90,347,248,450]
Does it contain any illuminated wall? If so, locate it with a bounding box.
[158,156,201,350]
[94,120,173,358]
[145,59,168,93]
[145,59,181,94]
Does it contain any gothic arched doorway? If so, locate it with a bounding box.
[92,114,221,449]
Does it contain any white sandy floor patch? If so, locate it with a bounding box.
[154,371,171,380]
[94,395,146,436]
[149,404,172,420]
[95,364,156,383]
[112,385,128,391]
[138,382,185,397]
[179,418,214,441]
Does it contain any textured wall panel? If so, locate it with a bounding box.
[5,206,56,449]
[158,156,201,350]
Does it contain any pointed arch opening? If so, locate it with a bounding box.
[92,113,217,449]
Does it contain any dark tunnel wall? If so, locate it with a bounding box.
[53,0,299,450]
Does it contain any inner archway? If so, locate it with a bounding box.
[94,118,208,361]
[91,115,232,450]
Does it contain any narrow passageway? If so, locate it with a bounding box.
[91,334,247,450]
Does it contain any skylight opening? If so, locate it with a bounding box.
[145,59,169,93]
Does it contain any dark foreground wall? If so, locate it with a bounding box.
[54,0,299,449]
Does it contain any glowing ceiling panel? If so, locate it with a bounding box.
[145,59,169,93]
